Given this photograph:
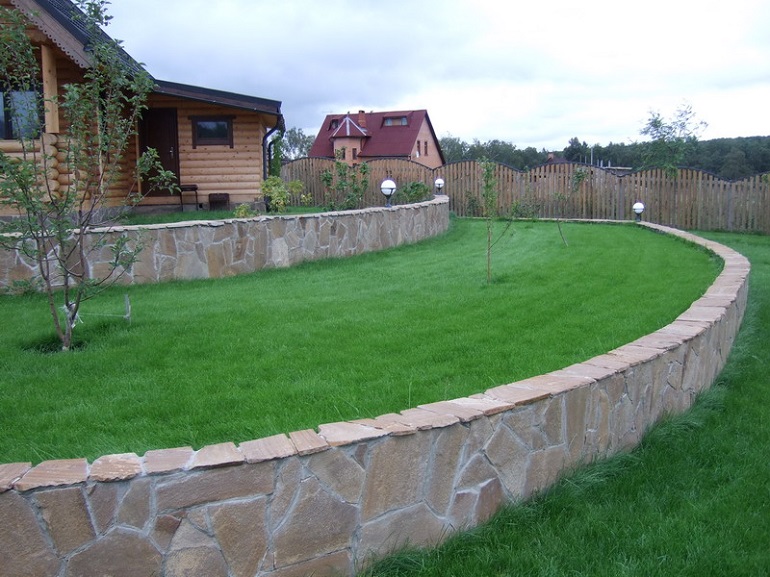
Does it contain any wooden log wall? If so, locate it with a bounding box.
[141,95,268,208]
[282,158,770,234]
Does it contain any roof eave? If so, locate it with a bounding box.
[11,0,92,67]
[153,80,282,117]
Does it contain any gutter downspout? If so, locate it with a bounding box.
[263,114,286,180]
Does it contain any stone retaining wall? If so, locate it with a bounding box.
[0,224,750,577]
[0,197,450,288]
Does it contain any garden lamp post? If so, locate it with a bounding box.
[434,177,445,195]
[633,201,645,222]
[381,178,396,207]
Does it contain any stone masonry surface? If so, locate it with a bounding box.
[0,198,451,288]
[0,220,750,577]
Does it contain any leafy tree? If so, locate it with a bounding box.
[563,137,590,162]
[0,1,176,351]
[562,135,770,178]
[517,146,549,170]
[640,104,707,175]
[599,141,637,168]
[442,120,770,180]
[282,127,314,160]
[720,147,752,180]
[441,134,548,169]
[439,134,470,163]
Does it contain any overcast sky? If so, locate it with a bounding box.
[104,0,770,151]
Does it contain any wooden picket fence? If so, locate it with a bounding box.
[282,158,770,234]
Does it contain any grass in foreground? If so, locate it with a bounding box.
[0,220,720,464]
[358,231,770,577]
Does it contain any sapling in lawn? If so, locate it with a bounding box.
[481,159,497,284]
[0,1,177,351]
[555,167,588,246]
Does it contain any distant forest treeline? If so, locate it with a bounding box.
[438,135,770,180]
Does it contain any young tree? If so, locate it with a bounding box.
[554,167,588,246]
[481,159,497,284]
[320,150,370,210]
[0,1,176,351]
[640,103,707,175]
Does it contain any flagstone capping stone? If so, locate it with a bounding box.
[143,446,195,475]
[352,414,419,436]
[0,218,752,577]
[455,394,517,416]
[288,429,330,455]
[89,452,142,482]
[317,422,390,446]
[417,400,487,423]
[14,458,88,491]
[549,362,619,381]
[583,353,637,371]
[239,434,297,463]
[631,332,691,351]
[190,442,245,469]
[657,320,712,338]
[606,344,665,366]
[0,462,31,492]
[397,407,461,429]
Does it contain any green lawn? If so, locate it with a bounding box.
[0,220,721,465]
[117,205,322,225]
[358,230,770,577]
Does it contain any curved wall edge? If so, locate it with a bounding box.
[0,222,750,577]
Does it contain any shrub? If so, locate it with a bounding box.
[396,182,432,204]
[234,203,256,218]
[262,176,305,213]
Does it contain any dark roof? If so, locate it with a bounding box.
[15,0,142,71]
[11,0,282,121]
[36,0,94,43]
[309,109,445,163]
[153,80,282,117]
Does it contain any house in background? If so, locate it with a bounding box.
[309,109,445,169]
[1,0,283,213]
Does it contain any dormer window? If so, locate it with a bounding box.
[330,119,339,129]
[383,116,408,127]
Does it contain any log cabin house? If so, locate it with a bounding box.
[309,109,445,169]
[0,0,283,215]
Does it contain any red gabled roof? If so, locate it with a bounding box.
[309,109,445,164]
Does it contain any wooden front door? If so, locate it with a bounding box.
[139,108,180,195]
